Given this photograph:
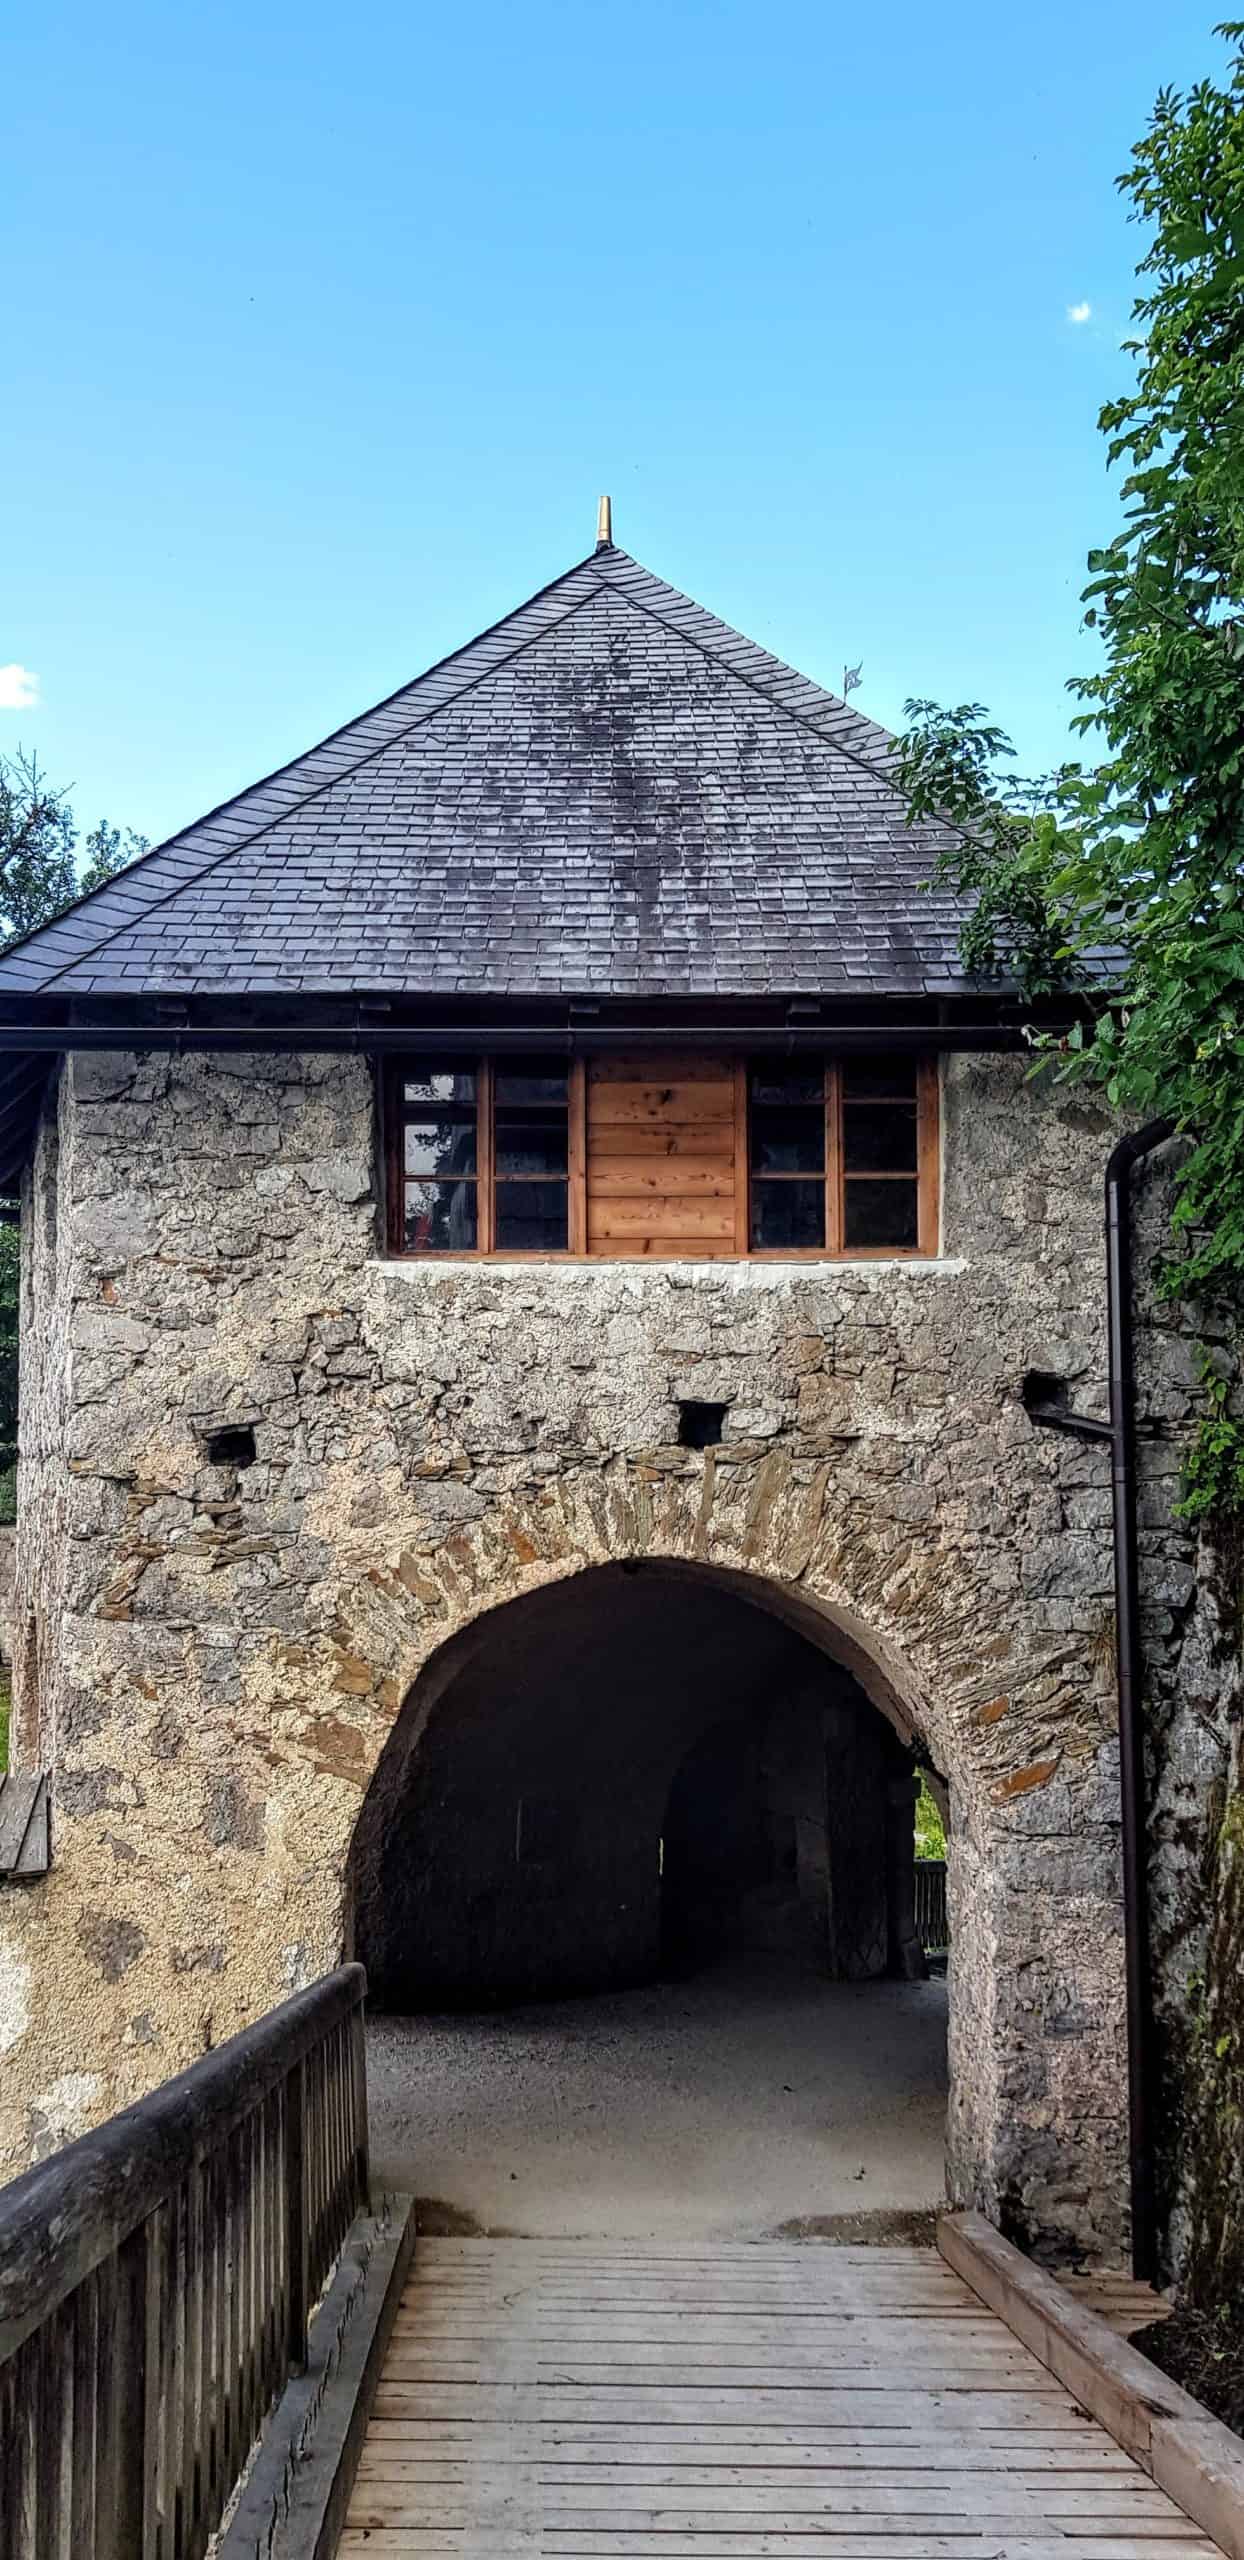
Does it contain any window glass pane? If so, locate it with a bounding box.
[494,1061,569,1106]
[496,1181,568,1250]
[844,1179,919,1249]
[750,1107,825,1174]
[749,1064,825,1106]
[843,1101,918,1175]
[841,1057,918,1101]
[402,1065,476,1105]
[404,1179,477,1251]
[750,1180,825,1249]
[404,1117,478,1178]
[495,1119,569,1177]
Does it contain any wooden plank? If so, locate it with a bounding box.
[568,1060,587,1256]
[733,1060,750,1254]
[356,2454,1144,2481]
[941,2211,1244,2560]
[34,2309,72,2560]
[69,2269,100,2545]
[826,1063,844,1254]
[414,2243,956,2257]
[477,1056,495,1254]
[917,1056,941,1256]
[589,1160,736,1196]
[589,1081,735,1125]
[350,2497,1192,2532]
[584,1238,740,1260]
[342,2237,1222,2560]
[215,2196,415,2560]
[0,1773,41,1873]
[589,1123,739,1159]
[369,2390,1082,2425]
[392,2312,1012,2336]
[587,1200,735,1240]
[340,2529,1213,2549]
[590,1054,733,1083]
[939,2213,1193,2462]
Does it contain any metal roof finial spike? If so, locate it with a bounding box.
[595,494,613,551]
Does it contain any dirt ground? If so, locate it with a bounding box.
[1136,2308,1244,2442]
[366,1952,949,2241]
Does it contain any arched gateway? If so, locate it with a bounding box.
[0,523,1167,2276]
[349,1560,934,2009]
[323,1503,1126,2262]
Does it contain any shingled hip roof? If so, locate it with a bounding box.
[0,543,973,1006]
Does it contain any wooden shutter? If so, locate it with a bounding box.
[585,1054,741,1257]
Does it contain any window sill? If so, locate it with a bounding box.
[370,1255,968,1280]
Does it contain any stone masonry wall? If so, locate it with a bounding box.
[0,1046,1211,2261]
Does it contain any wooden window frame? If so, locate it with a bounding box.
[745,1056,940,1262]
[386,1057,586,1261]
[383,1053,939,1262]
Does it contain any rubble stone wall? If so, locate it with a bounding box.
[0,1046,1211,2261]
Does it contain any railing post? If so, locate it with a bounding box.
[285,2057,310,2376]
[140,2203,167,2560]
[351,1992,370,2214]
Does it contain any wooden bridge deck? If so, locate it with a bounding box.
[339,2239,1218,2558]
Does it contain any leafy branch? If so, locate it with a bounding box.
[897,25,1244,1513]
[0,747,148,947]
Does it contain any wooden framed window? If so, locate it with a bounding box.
[384,1052,938,1260]
[747,1056,939,1258]
[386,1057,585,1256]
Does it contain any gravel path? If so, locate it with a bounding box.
[367,1955,948,2240]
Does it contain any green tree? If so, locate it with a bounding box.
[0,752,148,1524]
[898,24,1244,1516]
[898,24,1244,2337]
[0,749,147,945]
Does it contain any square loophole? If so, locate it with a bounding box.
[677,1400,730,1450]
[204,1424,257,1468]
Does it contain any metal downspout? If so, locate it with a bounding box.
[1105,1120,1174,2282]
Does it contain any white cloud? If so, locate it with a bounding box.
[1067,300,1092,326]
[0,663,40,711]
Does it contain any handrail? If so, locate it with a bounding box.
[0,1962,369,2559]
[0,1961,364,2360]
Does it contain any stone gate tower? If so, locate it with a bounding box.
[0,524,1216,2265]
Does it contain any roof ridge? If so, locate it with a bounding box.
[594,550,898,777]
[0,539,928,1002]
[13,554,618,995]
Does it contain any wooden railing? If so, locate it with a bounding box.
[0,1962,368,2560]
[915,1856,950,1955]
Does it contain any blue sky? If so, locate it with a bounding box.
[3,0,1219,852]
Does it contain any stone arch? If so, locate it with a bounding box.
[346,1556,938,2009]
[325,1488,1091,2240]
[306,1464,1128,2262]
[323,1454,1034,1826]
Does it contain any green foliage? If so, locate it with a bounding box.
[1177,1352,1244,1519]
[914,1775,947,1861]
[0,749,146,947]
[898,26,1244,1517]
[899,702,1091,996]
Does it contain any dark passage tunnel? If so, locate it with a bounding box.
[350,1562,931,2012]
